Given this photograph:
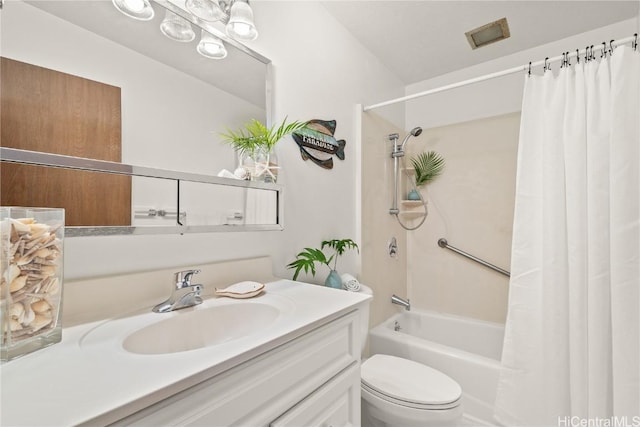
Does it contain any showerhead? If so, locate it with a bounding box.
[400,126,423,148]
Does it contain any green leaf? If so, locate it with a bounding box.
[219,117,309,154]
[411,151,445,187]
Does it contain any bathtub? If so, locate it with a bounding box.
[368,310,505,426]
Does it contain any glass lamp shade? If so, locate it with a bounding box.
[225,0,258,41]
[185,0,226,22]
[112,0,155,21]
[197,31,228,59]
[160,10,196,42]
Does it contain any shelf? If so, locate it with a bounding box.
[400,200,424,208]
[399,211,426,220]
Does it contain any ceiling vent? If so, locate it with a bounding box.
[465,17,510,49]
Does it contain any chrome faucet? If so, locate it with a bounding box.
[391,294,410,311]
[153,269,203,313]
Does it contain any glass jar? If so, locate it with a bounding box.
[1,207,64,362]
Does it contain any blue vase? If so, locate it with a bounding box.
[325,270,342,289]
[407,189,421,200]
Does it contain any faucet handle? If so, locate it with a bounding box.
[174,269,201,288]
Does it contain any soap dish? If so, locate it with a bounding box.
[215,281,265,299]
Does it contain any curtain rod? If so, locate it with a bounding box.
[363,34,638,112]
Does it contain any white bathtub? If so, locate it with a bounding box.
[368,310,505,426]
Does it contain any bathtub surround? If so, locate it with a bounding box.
[404,112,519,323]
[495,46,640,425]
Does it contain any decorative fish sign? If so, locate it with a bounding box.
[292,119,346,169]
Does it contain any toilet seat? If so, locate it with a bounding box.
[361,354,462,410]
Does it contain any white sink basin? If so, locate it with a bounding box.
[79,294,295,355]
[124,303,280,354]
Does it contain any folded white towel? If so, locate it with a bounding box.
[217,169,241,180]
[340,273,361,292]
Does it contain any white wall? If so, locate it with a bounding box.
[2,1,404,281]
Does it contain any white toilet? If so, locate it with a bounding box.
[358,285,463,426]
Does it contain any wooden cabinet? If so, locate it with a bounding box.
[114,311,361,427]
[1,57,131,226]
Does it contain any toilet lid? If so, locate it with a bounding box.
[361,354,462,408]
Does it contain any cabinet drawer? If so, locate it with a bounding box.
[271,363,360,427]
[118,311,359,426]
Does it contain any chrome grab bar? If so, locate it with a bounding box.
[437,238,510,278]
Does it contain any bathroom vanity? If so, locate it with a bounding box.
[0,266,370,426]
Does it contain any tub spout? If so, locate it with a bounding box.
[391,294,410,311]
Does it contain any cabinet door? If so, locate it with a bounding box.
[271,364,361,427]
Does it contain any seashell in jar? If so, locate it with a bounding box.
[9,302,25,321]
[10,319,23,332]
[21,301,36,326]
[31,314,52,332]
[42,277,60,295]
[9,218,31,234]
[29,223,50,239]
[9,264,21,284]
[34,247,53,259]
[10,275,28,292]
[39,265,57,277]
[31,300,52,314]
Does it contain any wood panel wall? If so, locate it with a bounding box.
[1,57,131,226]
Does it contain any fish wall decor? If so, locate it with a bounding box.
[292,119,346,169]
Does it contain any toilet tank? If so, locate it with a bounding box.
[358,285,373,353]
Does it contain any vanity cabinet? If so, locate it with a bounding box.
[114,311,361,427]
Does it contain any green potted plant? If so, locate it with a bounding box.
[286,239,359,289]
[407,150,445,199]
[220,117,307,182]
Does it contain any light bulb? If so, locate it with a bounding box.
[197,30,227,59]
[124,0,145,12]
[160,10,196,42]
[112,0,155,20]
[225,0,258,41]
[230,22,251,37]
[185,0,226,22]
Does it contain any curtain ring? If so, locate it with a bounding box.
[585,46,590,62]
[609,39,614,56]
[601,42,607,58]
[528,61,532,76]
[634,33,638,51]
[590,45,595,60]
[566,51,571,67]
[544,57,550,72]
[576,49,580,64]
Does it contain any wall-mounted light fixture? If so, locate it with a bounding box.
[111,0,258,60]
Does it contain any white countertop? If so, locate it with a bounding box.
[0,280,370,426]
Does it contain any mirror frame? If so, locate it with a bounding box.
[1,148,284,236]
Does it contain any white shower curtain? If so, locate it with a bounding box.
[495,46,640,427]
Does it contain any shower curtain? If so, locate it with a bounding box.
[495,46,640,426]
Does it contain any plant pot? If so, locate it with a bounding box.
[324,270,342,289]
[241,149,279,183]
[407,189,421,200]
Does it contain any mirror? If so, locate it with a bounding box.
[1,0,275,233]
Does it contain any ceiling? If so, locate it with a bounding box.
[321,1,639,85]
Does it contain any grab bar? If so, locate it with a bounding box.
[437,238,510,277]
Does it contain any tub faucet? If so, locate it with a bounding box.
[153,269,203,313]
[391,294,410,311]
